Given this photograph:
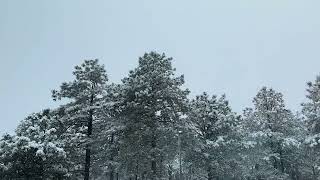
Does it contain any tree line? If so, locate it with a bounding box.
[0,52,320,180]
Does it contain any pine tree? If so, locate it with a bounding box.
[91,83,124,180]
[52,59,108,180]
[185,92,241,180]
[0,109,68,179]
[243,87,302,180]
[302,75,320,179]
[115,52,189,179]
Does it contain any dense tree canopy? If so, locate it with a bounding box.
[1,52,319,180]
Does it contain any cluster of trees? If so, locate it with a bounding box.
[0,52,320,180]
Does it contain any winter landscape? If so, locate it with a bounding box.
[1,1,320,180]
[1,56,320,180]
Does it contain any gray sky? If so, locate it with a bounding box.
[1,0,320,135]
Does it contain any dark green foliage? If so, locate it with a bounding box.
[1,53,320,180]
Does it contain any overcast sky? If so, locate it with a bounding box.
[1,0,320,135]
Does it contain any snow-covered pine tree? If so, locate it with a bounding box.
[185,92,241,180]
[243,87,302,180]
[302,75,320,179]
[115,52,189,180]
[0,109,68,179]
[52,59,108,180]
[302,75,320,139]
[90,83,124,180]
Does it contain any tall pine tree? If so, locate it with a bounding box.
[52,59,108,180]
[302,75,320,179]
[186,92,241,180]
[115,52,189,179]
[243,87,301,180]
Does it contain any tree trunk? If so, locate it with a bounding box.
[84,145,91,180]
[207,166,213,180]
[279,147,285,173]
[312,166,317,180]
[151,133,157,180]
[168,165,173,180]
[109,133,115,180]
[110,171,114,180]
[84,94,94,180]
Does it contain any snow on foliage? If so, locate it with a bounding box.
[1,56,320,180]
